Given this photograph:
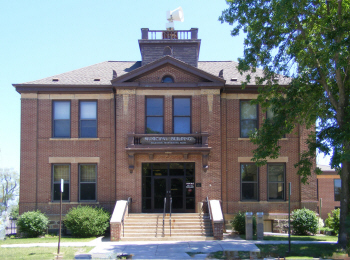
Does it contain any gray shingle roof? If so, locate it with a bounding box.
[19,60,290,86]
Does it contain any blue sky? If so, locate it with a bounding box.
[0,0,329,172]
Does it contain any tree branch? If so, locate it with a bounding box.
[293,16,339,111]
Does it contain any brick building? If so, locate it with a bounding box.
[317,165,341,220]
[14,28,319,234]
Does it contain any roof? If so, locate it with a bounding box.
[15,60,290,86]
[317,164,336,172]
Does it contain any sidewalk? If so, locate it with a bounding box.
[1,236,338,259]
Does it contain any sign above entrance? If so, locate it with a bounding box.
[140,136,196,145]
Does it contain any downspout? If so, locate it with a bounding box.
[113,88,117,204]
[35,94,39,210]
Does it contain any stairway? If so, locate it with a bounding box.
[120,213,214,241]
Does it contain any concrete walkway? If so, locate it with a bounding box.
[1,236,338,259]
[87,239,261,259]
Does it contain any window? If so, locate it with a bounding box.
[52,165,70,201]
[146,97,163,134]
[173,97,191,134]
[334,179,341,201]
[241,164,258,200]
[53,101,70,138]
[79,164,97,201]
[240,101,258,138]
[267,106,285,138]
[268,164,285,200]
[80,101,97,138]
[162,75,174,83]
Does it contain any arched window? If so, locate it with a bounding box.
[163,46,172,56]
[161,75,174,83]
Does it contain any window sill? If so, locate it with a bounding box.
[49,201,99,204]
[238,138,288,141]
[50,138,100,141]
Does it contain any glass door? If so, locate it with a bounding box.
[142,163,195,213]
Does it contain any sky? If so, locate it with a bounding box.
[0,0,330,172]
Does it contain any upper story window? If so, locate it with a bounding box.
[173,97,191,134]
[268,164,285,200]
[79,101,97,138]
[241,164,258,201]
[267,106,285,138]
[162,75,174,83]
[146,97,164,134]
[334,179,341,201]
[53,101,70,138]
[240,100,258,138]
[52,164,70,201]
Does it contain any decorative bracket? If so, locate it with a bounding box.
[149,153,154,160]
[128,153,135,173]
[183,153,188,159]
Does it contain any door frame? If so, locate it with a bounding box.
[142,163,195,213]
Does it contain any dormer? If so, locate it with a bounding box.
[139,28,201,67]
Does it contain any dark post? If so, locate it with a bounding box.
[288,182,291,253]
[57,179,63,257]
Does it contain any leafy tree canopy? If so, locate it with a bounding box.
[220,0,349,248]
[0,168,19,213]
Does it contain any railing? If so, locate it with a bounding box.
[169,197,172,237]
[127,133,209,148]
[122,197,132,237]
[6,218,17,235]
[206,196,213,236]
[141,28,198,40]
[162,197,166,237]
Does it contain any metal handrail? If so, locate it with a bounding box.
[169,197,172,237]
[206,196,213,236]
[162,197,166,237]
[122,197,132,237]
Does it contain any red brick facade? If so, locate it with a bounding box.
[15,28,319,225]
[317,170,340,220]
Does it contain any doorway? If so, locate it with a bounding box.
[142,163,195,213]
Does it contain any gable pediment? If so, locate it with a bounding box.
[111,56,225,87]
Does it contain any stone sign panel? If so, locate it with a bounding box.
[140,136,196,145]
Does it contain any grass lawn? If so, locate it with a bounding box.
[257,244,348,259]
[188,244,348,259]
[264,234,338,241]
[0,246,94,260]
[0,235,96,245]
[240,234,338,241]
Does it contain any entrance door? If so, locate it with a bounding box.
[142,163,195,213]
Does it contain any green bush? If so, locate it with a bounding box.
[230,211,256,235]
[64,206,110,237]
[291,208,318,235]
[325,208,340,235]
[17,210,49,237]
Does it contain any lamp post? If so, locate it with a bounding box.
[57,179,63,257]
[288,182,291,253]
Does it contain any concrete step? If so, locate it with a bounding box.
[122,213,213,241]
[119,236,215,241]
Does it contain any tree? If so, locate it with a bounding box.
[220,0,350,248]
[0,168,19,214]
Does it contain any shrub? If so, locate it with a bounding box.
[64,206,110,237]
[230,211,256,235]
[325,208,340,235]
[17,210,49,237]
[291,208,318,235]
